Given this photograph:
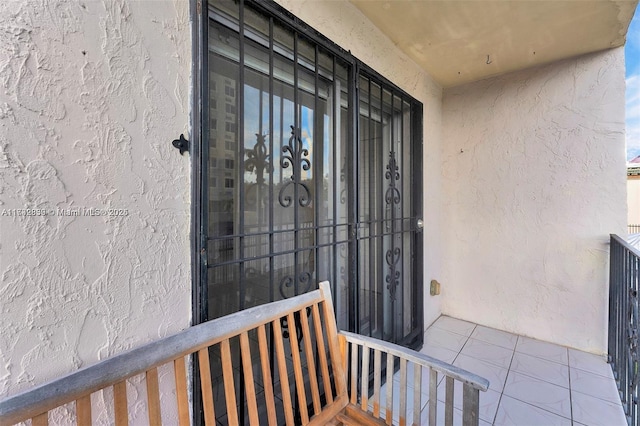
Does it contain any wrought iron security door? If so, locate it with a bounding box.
[196,0,423,423]
[356,75,423,345]
[204,1,351,322]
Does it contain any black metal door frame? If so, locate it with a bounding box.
[190,0,424,423]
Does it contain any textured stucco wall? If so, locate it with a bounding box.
[273,0,445,330]
[0,0,192,419]
[442,48,627,354]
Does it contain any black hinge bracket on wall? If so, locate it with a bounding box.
[172,134,190,155]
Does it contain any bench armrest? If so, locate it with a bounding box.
[339,330,489,426]
[339,331,489,391]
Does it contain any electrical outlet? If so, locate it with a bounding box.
[430,279,441,296]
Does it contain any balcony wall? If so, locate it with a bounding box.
[0,0,192,409]
[441,48,628,354]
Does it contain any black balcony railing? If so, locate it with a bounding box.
[609,234,640,426]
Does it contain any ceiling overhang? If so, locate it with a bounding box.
[350,0,639,88]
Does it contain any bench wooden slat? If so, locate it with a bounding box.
[287,312,310,424]
[462,384,480,426]
[360,346,370,412]
[239,332,260,426]
[257,324,278,426]
[76,395,91,426]
[385,353,394,426]
[445,376,454,426]
[399,358,407,426]
[113,381,128,426]
[343,403,388,426]
[311,302,333,404]
[146,367,162,425]
[32,412,47,426]
[319,282,347,396]
[173,357,190,426]
[306,393,348,426]
[220,339,238,425]
[429,368,437,426]
[338,334,348,390]
[300,307,322,415]
[412,363,422,426]
[197,349,216,425]
[334,412,361,426]
[372,349,382,418]
[349,341,358,406]
[272,318,295,426]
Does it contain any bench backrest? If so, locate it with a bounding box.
[0,281,347,425]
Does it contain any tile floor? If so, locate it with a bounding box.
[384,316,627,425]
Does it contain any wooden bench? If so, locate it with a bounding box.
[0,281,489,426]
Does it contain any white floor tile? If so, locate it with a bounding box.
[510,351,570,388]
[420,344,459,364]
[569,368,621,404]
[422,317,627,426]
[471,326,518,350]
[571,390,627,426]
[515,336,568,365]
[568,348,615,379]
[453,353,509,392]
[503,371,572,419]
[432,316,477,337]
[494,395,571,426]
[460,338,514,369]
[424,326,469,352]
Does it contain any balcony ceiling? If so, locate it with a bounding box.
[350,0,639,88]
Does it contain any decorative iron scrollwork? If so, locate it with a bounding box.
[385,151,401,205]
[279,126,312,208]
[340,158,347,204]
[245,133,272,184]
[386,247,401,266]
[629,288,639,389]
[279,272,312,300]
[280,307,311,349]
[245,133,272,207]
[385,151,401,300]
[339,244,348,290]
[244,263,269,280]
[279,272,313,347]
[385,247,401,300]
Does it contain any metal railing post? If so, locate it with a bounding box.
[609,234,640,426]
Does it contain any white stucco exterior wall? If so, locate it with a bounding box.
[441,48,627,354]
[0,0,192,419]
[274,0,445,329]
